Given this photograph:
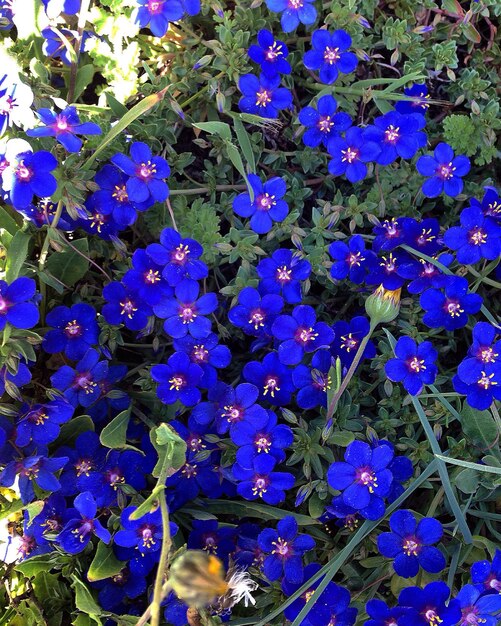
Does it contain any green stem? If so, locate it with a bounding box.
[67,0,92,103]
[326,323,376,419]
[468,264,501,290]
[38,200,64,321]
[180,71,225,110]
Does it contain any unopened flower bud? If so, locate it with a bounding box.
[365,285,401,326]
[169,550,228,608]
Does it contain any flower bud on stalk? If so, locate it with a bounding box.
[365,285,401,326]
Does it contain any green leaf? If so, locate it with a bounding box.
[233,117,256,173]
[204,499,319,526]
[74,64,95,102]
[38,270,66,294]
[16,554,57,577]
[99,408,131,449]
[87,542,126,582]
[192,121,232,141]
[223,140,253,201]
[150,422,187,477]
[46,238,89,287]
[0,205,21,235]
[71,575,102,620]
[105,93,129,117]
[127,488,162,520]
[5,230,31,282]
[55,414,94,448]
[459,404,498,453]
[435,454,501,475]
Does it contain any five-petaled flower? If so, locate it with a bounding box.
[304,29,358,84]
[327,127,381,183]
[238,74,292,119]
[44,303,99,360]
[114,505,178,554]
[444,205,501,265]
[27,106,101,153]
[233,174,289,234]
[385,336,438,396]
[416,142,470,198]
[264,0,317,33]
[299,94,352,148]
[0,277,39,330]
[57,491,110,554]
[248,30,291,78]
[420,276,482,331]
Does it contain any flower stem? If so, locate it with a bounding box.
[68,0,92,103]
[38,199,64,322]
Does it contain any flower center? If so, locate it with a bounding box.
[479,347,497,363]
[65,319,81,337]
[55,115,69,131]
[16,162,33,181]
[90,213,106,232]
[75,458,93,477]
[341,147,359,163]
[345,514,359,531]
[172,244,189,264]
[255,88,272,107]
[303,589,314,602]
[252,475,269,496]
[137,161,156,180]
[276,265,292,283]
[249,309,265,330]
[202,534,218,553]
[271,537,291,557]
[120,298,138,318]
[408,357,426,372]
[179,304,197,323]
[486,201,501,217]
[0,296,8,313]
[381,253,396,273]
[444,299,464,317]
[384,220,399,237]
[75,374,97,393]
[263,376,280,397]
[112,185,129,202]
[487,576,501,591]
[347,251,364,267]
[402,537,420,556]
[424,609,443,626]
[147,0,164,15]
[29,410,48,425]
[145,269,160,284]
[357,468,378,492]
[169,375,186,391]
[461,607,482,626]
[255,434,271,453]
[193,344,209,362]
[223,404,242,423]
[265,42,282,61]
[437,162,454,180]
[296,326,318,344]
[140,524,156,548]
[417,229,436,246]
[106,468,125,488]
[312,371,331,391]
[187,435,205,452]
[257,193,275,211]
[323,46,341,64]
[469,228,487,245]
[340,333,358,352]
[181,462,198,477]
[384,125,400,144]
[477,371,497,389]
[318,115,334,133]
[72,519,94,541]
[421,262,438,277]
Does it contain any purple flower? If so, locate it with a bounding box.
[133,0,184,38]
[327,127,381,183]
[42,28,88,65]
[233,449,294,504]
[327,440,394,519]
[232,409,293,463]
[51,349,109,408]
[0,277,39,330]
[2,149,57,209]
[377,509,445,578]
[258,516,315,584]
[444,206,501,264]
[153,280,217,339]
[453,366,501,411]
[229,286,284,338]
[364,111,427,165]
[0,455,68,503]
[123,249,173,306]
[57,491,110,554]
[27,106,101,153]
[115,505,178,554]
[214,382,268,437]
[366,250,419,291]
[111,142,170,204]
[469,187,501,223]
[365,599,411,626]
[416,142,470,198]
[385,336,438,396]
[304,29,358,84]
[271,304,334,365]
[233,174,289,234]
[151,351,203,406]
[173,333,231,388]
[331,316,376,371]
[238,74,292,119]
[456,584,501,626]
[147,227,208,286]
[329,234,377,284]
[15,399,74,447]
[102,281,153,331]
[457,322,501,385]
[248,30,291,78]
[44,303,99,360]
[265,0,317,33]
[243,351,296,406]
[298,95,352,148]
[398,582,461,626]
[420,276,482,331]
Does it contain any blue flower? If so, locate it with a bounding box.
[114,505,178,554]
[233,174,289,234]
[123,249,173,306]
[229,286,284,338]
[258,516,315,584]
[366,250,419,291]
[298,95,352,148]
[44,303,99,360]
[232,409,293,463]
[365,599,411,626]
[214,382,268,437]
[327,127,381,183]
[0,455,68,503]
[271,304,334,365]
[304,29,358,84]
[147,228,208,286]
[56,431,107,496]
[364,111,427,165]
[153,280,217,339]
[372,217,409,252]
[308,583,357,626]
[173,333,231,388]
[2,149,57,209]
[471,549,501,594]
[385,336,438,396]
[403,254,453,295]
[401,217,442,257]
[243,351,296,406]
[163,592,189,626]
[322,495,361,532]
[27,106,101,153]
[93,564,147,611]
[42,0,80,18]
[457,322,501,388]
[329,234,377,284]
[187,520,236,566]
[469,186,501,223]
[238,74,292,119]
[57,491,110,554]
[189,381,232,429]
[395,83,430,116]
[293,349,332,409]
[331,316,376,371]
[133,0,184,37]
[111,142,170,204]
[248,30,291,78]
[0,362,32,398]
[167,450,224,510]
[0,2,14,29]
[416,142,470,198]
[151,351,203,406]
[93,165,153,226]
[420,276,482,331]
[453,366,501,410]
[50,348,109,408]
[456,584,501,626]
[444,206,501,264]
[42,28,89,65]
[102,281,152,331]
[257,249,311,303]
[15,399,74,447]
[233,449,294,504]
[377,509,445,578]
[77,194,124,240]
[265,0,317,33]
[327,440,394,519]
[18,199,75,231]
[0,277,39,330]
[398,582,461,626]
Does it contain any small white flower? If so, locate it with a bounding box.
[225,568,258,608]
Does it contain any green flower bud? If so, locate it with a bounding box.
[365,285,401,326]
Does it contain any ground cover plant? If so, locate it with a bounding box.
[0,1,500,626]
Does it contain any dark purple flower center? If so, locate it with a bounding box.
[444,299,464,317]
[271,537,291,558]
[318,115,334,133]
[477,371,496,390]
[145,268,161,284]
[28,409,48,425]
[202,533,218,553]
[265,42,283,61]
[20,462,40,480]
[252,474,269,496]
[486,575,501,591]
[106,467,125,488]
[436,162,454,180]
[223,404,243,423]
[112,185,129,202]
[139,524,156,548]
[75,458,93,476]
[187,435,205,452]
[255,434,271,453]
[136,161,156,181]
[192,344,209,362]
[417,228,436,246]
[344,514,359,531]
[276,265,292,283]
[181,462,197,477]
[72,518,94,542]
[381,253,397,273]
[347,251,364,267]
[256,192,275,211]
[468,228,487,245]
[120,298,138,318]
[171,243,190,264]
[0,296,9,313]
[75,373,97,393]
[295,326,318,345]
[169,374,186,391]
[90,212,107,232]
[356,467,378,492]
[407,356,426,373]
[384,125,400,144]
[340,333,358,352]
[65,319,82,337]
[423,608,442,626]
[402,536,421,556]
[147,0,164,13]
[478,346,497,363]
[17,535,36,557]
[341,147,359,164]
[420,261,438,277]
[112,569,128,585]
[460,606,481,626]
[15,161,33,182]
[486,200,501,217]
[263,375,280,397]
[323,46,341,65]
[255,89,272,107]
[312,371,331,391]
[178,303,197,324]
[249,308,265,330]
